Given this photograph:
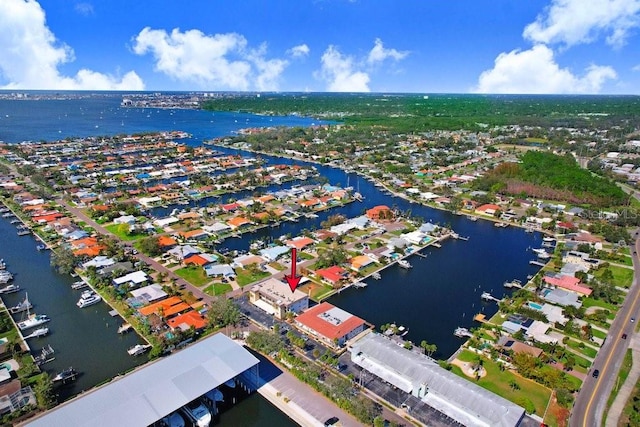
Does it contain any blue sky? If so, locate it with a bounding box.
[1,0,640,94]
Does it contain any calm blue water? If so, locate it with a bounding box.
[0,93,541,361]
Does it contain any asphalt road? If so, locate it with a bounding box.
[570,236,640,427]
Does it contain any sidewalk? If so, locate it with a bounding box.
[256,364,364,427]
[605,334,640,426]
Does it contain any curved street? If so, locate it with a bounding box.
[570,234,640,427]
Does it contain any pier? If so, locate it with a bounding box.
[529,260,547,267]
[503,279,523,289]
[480,291,500,302]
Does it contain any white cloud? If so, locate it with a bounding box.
[0,0,143,90]
[474,44,616,94]
[523,0,640,48]
[287,44,310,58]
[74,2,94,16]
[367,38,408,64]
[633,64,640,71]
[317,45,370,92]
[247,43,288,91]
[132,27,289,91]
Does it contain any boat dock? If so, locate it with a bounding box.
[412,251,428,259]
[503,279,523,289]
[529,260,547,267]
[481,291,500,302]
[454,327,473,338]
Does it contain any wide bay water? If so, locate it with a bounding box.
[0,93,543,419]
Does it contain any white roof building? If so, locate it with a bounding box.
[26,334,259,427]
[350,332,524,427]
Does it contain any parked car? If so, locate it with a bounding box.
[622,333,628,339]
[324,417,340,427]
[592,369,600,378]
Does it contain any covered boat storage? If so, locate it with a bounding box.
[26,333,259,427]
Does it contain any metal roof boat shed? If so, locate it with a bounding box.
[350,332,524,427]
[26,333,259,427]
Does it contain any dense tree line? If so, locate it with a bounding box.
[474,151,627,206]
[203,93,640,132]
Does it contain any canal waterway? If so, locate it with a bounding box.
[0,94,544,398]
[0,214,144,402]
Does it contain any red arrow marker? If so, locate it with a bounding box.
[285,248,301,293]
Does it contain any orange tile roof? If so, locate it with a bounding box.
[158,235,177,247]
[138,296,190,318]
[295,302,365,341]
[167,310,208,330]
[227,216,251,227]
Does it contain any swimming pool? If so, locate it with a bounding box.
[528,301,543,310]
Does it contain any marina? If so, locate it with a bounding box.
[0,95,549,419]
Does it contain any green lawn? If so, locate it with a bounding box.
[174,266,211,287]
[105,223,147,241]
[236,268,270,287]
[565,339,598,358]
[454,350,552,417]
[594,265,634,288]
[203,282,232,296]
[299,280,334,301]
[582,297,619,312]
[605,349,633,421]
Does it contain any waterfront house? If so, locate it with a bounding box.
[227,216,252,230]
[543,274,593,296]
[541,288,582,308]
[475,203,501,216]
[128,284,168,306]
[295,302,367,348]
[82,256,116,270]
[113,270,149,289]
[139,296,190,319]
[366,205,393,221]
[350,255,376,272]
[315,266,349,286]
[249,278,309,319]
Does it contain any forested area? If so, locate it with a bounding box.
[203,93,640,132]
[473,151,628,206]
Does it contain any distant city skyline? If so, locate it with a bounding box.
[1,0,640,94]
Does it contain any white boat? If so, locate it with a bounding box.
[0,283,19,294]
[9,293,32,313]
[71,280,87,290]
[180,400,211,427]
[117,323,133,334]
[352,281,368,288]
[371,272,381,280]
[77,293,102,308]
[127,344,152,356]
[398,260,412,269]
[542,236,555,242]
[53,367,78,383]
[25,327,49,339]
[17,313,50,331]
[454,327,473,338]
[161,411,186,427]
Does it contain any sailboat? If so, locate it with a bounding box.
[9,293,32,314]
